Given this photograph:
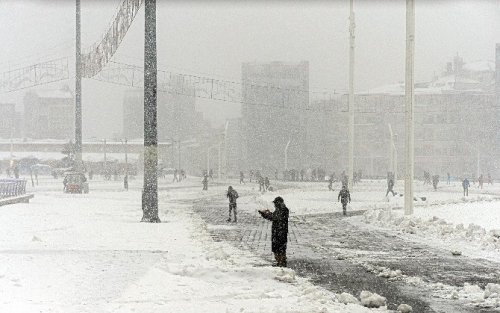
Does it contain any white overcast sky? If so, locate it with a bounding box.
[0,0,498,138]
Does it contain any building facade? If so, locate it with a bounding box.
[0,103,16,139]
[240,61,309,175]
[23,88,74,140]
[228,53,499,179]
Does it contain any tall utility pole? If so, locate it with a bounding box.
[348,0,355,191]
[141,0,160,223]
[404,0,415,215]
[75,0,83,168]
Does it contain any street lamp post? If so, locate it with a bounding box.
[284,139,292,171]
[141,0,160,223]
[404,0,415,215]
[347,0,356,191]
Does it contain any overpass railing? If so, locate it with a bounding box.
[0,179,27,198]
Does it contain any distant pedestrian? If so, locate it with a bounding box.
[202,174,208,190]
[478,174,484,189]
[173,169,179,182]
[328,176,333,191]
[462,178,470,196]
[259,176,265,192]
[239,171,245,184]
[338,185,351,216]
[258,197,289,267]
[488,173,493,185]
[226,186,239,223]
[386,175,396,197]
[341,171,348,188]
[209,169,214,181]
[124,174,129,190]
[432,175,439,191]
[264,177,270,191]
[13,166,19,179]
[447,172,451,185]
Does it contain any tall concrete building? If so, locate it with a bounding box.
[23,88,74,140]
[122,88,202,142]
[0,103,16,139]
[240,61,309,174]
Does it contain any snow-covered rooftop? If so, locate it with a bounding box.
[463,60,495,72]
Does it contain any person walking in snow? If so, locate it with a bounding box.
[488,173,493,185]
[462,177,470,196]
[264,177,270,191]
[226,186,239,223]
[478,174,484,189]
[173,169,179,182]
[432,175,439,191]
[338,185,351,216]
[386,173,396,197]
[258,196,289,267]
[202,174,208,191]
[328,176,334,191]
[239,171,245,184]
[124,174,129,190]
[447,172,451,185]
[258,176,265,192]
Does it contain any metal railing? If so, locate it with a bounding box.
[0,179,27,198]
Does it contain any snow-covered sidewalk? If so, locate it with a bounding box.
[0,179,383,313]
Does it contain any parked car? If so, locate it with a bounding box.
[63,172,89,194]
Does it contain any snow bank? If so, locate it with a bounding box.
[362,202,500,258]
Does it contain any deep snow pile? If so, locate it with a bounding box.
[362,203,500,257]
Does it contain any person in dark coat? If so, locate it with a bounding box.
[258,197,289,267]
[239,171,245,184]
[386,172,396,197]
[478,174,484,189]
[258,176,265,192]
[124,174,129,190]
[462,177,470,196]
[432,175,439,191]
[264,177,270,191]
[202,174,208,190]
[226,186,239,222]
[338,185,351,216]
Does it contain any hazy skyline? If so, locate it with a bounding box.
[0,0,498,138]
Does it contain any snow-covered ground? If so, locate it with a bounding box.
[0,176,387,313]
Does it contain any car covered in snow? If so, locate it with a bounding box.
[63,172,89,194]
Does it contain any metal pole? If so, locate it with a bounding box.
[477,150,480,179]
[207,146,210,174]
[218,142,222,179]
[141,0,160,223]
[284,139,291,170]
[388,124,394,176]
[75,0,83,168]
[348,0,355,191]
[124,138,128,177]
[103,139,107,168]
[404,0,415,215]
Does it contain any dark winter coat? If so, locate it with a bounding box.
[259,205,289,253]
[338,189,351,204]
[227,189,239,204]
[462,179,470,189]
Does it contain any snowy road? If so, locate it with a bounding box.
[194,183,500,312]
